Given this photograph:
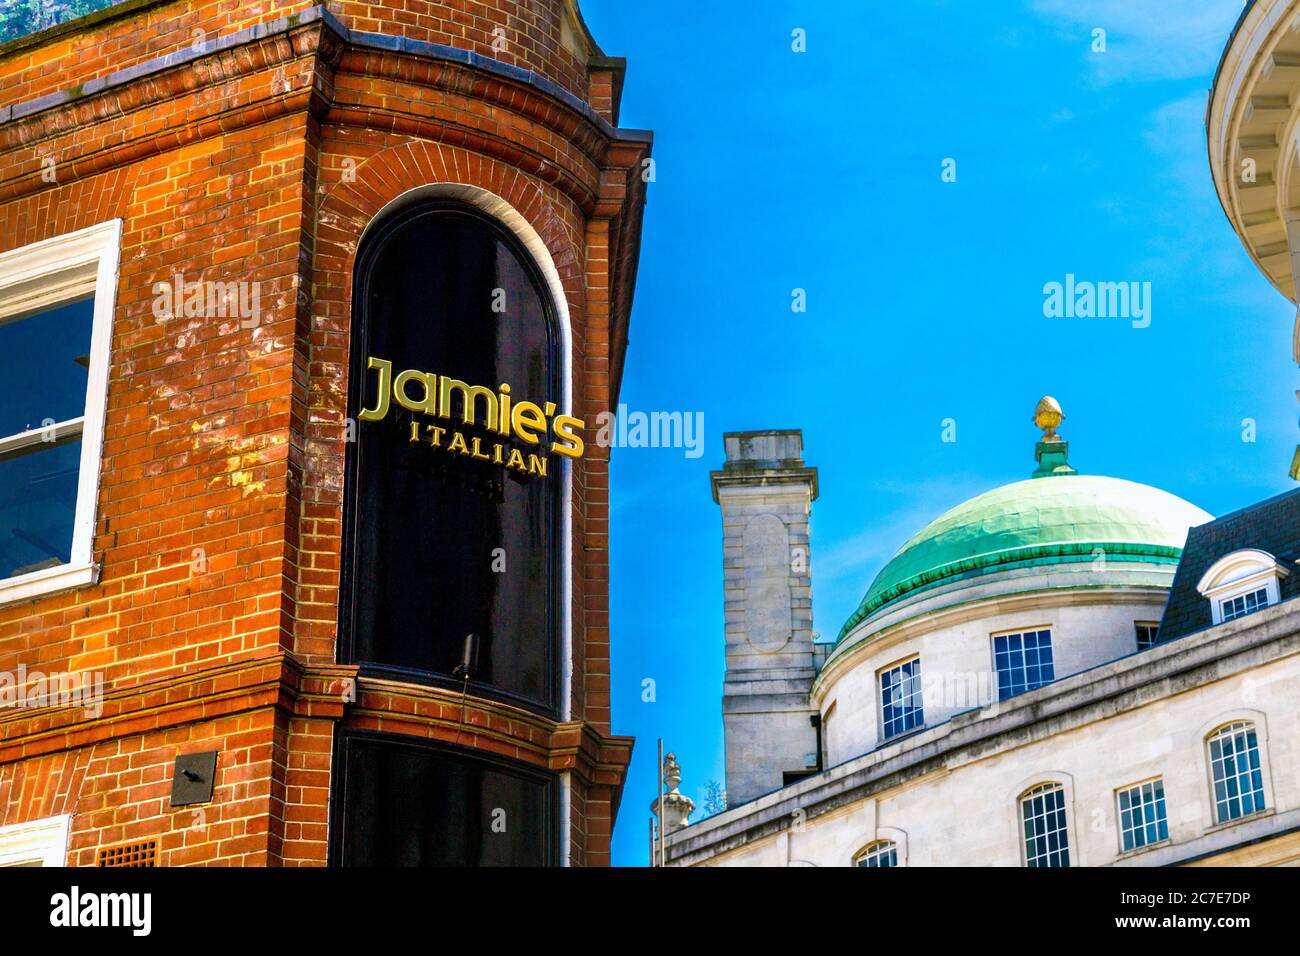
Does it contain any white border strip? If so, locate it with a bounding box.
[0,219,119,608]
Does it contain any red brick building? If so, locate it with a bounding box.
[0,0,650,866]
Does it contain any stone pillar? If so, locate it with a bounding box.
[710,430,820,806]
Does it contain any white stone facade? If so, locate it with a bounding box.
[816,562,1173,765]
[667,597,1300,867]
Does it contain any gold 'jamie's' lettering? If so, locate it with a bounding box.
[510,401,546,445]
[360,356,586,472]
[439,378,499,431]
[550,415,584,459]
[358,357,393,421]
[395,368,437,414]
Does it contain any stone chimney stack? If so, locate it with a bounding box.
[710,430,820,805]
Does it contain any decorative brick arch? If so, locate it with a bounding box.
[0,165,139,256]
[314,139,586,322]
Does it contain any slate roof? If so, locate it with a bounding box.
[1159,487,1300,641]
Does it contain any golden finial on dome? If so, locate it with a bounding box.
[1033,396,1065,443]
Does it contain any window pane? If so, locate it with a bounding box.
[1022,784,1070,867]
[0,299,93,436]
[342,203,559,711]
[879,659,923,738]
[0,439,81,577]
[1209,724,1266,824]
[857,841,897,867]
[1118,779,1168,851]
[1135,623,1158,650]
[333,733,555,866]
[995,630,1055,700]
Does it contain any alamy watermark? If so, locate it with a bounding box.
[594,405,705,459]
[0,665,104,718]
[151,273,261,327]
[1042,274,1151,329]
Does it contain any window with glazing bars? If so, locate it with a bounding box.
[994,629,1055,700]
[1208,722,1266,824]
[1221,588,1268,623]
[1021,783,1070,867]
[1117,779,1168,851]
[879,659,923,739]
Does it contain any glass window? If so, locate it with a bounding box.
[1134,622,1159,650]
[0,300,93,579]
[1021,783,1070,867]
[340,201,561,713]
[1208,722,1266,824]
[994,629,1055,700]
[0,221,118,603]
[855,840,898,867]
[1221,588,1268,622]
[331,732,556,866]
[879,658,923,739]
[1117,779,1168,851]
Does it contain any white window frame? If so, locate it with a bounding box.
[991,626,1055,700]
[1196,548,1289,625]
[0,220,119,606]
[853,839,899,867]
[877,655,924,741]
[1019,782,1071,867]
[1134,621,1159,650]
[1204,719,1270,827]
[1114,776,1169,854]
[0,814,71,866]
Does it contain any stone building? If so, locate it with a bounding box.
[662,415,1300,867]
[1208,0,1300,479]
[0,0,650,866]
[655,1,1300,869]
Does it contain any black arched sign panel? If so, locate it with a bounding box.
[338,200,563,715]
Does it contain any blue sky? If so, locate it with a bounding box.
[580,0,1298,866]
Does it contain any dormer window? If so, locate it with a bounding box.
[1196,549,1290,626]
[1221,588,1268,622]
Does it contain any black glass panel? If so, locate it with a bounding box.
[333,733,555,867]
[0,298,93,435]
[341,202,559,712]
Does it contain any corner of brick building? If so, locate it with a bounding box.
[0,0,650,867]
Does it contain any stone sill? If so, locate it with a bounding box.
[0,561,98,608]
[1204,807,1274,836]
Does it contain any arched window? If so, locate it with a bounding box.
[854,839,898,868]
[339,199,562,714]
[1207,721,1266,824]
[1020,783,1070,867]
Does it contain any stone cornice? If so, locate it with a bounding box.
[1206,0,1300,305]
[0,6,652,214]
[0,653,633,791]
[669,598,1300,865]
[0,653,356,763]
[346,674,634,786]
[815,573,1173,702]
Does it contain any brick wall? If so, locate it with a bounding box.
[0,0,596,110]
[0,0,649,866]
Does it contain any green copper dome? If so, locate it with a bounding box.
[837,475,1212,641]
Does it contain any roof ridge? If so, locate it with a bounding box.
[1196,486,1300,529]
